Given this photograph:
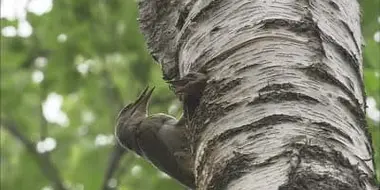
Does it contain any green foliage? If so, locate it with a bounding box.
[0,0,379,189]
[1,0,181,189]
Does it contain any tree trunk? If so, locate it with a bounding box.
[138,0,378,189]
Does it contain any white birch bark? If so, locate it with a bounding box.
[138,0,378,189]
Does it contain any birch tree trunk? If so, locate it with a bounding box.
[138,0,378,189]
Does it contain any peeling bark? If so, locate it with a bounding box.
[138,0,377,189]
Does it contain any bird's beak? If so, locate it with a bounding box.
[132,86,155,114]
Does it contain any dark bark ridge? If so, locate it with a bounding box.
[138,0,377,189]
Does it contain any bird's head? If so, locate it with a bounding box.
[168,72,208,96]
[115,86,155,139]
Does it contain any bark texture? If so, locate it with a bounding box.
[138,0,378,189]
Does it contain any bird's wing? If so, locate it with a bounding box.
[137,117,194,188]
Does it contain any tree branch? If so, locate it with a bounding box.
[1,118,67,190]
[100,144,125,190]
[100,67,128,190]
[39,82,48,141]
[114,153,134,184]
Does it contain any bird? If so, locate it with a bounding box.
[168,72,208,119]
[115,86,195,189]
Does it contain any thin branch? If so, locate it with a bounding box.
[39,81,48,141]
[1,118,67,190]
[100,67,128,190]
[100,144,126,190]
[114,153,135,186]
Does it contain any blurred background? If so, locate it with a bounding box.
[0,0,379,189]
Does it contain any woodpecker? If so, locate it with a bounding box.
[169,72,208,99]
[115,87,194,188]
[168,72,208,118]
